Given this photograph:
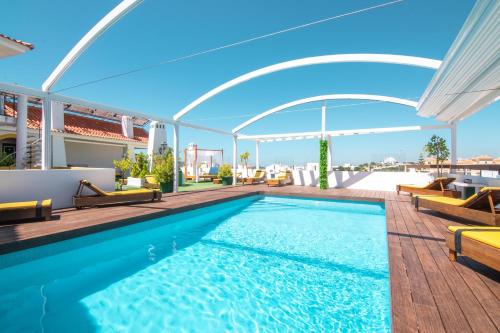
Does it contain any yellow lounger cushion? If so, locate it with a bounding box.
[0,201,38,210]
[417,193,479,207]
[145,176,158,184]
[0,199,52,211]
[448,226,500,249]
[105,189,154,196]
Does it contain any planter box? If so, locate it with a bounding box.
[221,176,233,186]
[127,177,145,188]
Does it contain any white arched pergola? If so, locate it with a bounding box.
[171,54,441,190]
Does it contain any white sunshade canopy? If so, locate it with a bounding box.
[417,0,500,123]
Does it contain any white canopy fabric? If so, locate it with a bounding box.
[417,0,500,122]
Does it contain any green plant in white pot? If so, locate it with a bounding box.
[218,164,233,185]
[152,150,174,193]
[128,152,149,187]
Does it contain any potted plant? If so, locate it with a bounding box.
[218,164,233,185]
[152,150,174,193]
[113,155,132,190]
[128,152,149,187]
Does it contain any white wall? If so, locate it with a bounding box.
[65,141,125,168]
[449,173,500,187]
[0,168,115,209]
[291,170,433,192]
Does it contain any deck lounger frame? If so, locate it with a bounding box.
[73,180,161,209]
[446,227,500,271]
[397,177,460,197]
[415,187,500,226]
[245,170,266,185]
[0,199,52,222]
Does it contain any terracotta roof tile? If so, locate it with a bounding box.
[4,103,148,143]
[0,33,34,50]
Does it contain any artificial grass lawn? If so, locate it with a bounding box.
[116,180,224,192]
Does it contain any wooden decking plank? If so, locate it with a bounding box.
[404,204,497,333]
[386,199,419,332]
[389,200,446,333]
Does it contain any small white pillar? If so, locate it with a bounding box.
[173,123,179,193]
[147,121,167,171]
[450,121,457,172]
[327,135,333,171]
[232,135,238,186]
[255,141,260,170]
[52,135,67,167]
[15,94,28,169]
[321,101,326,139]
[41,98,52,170]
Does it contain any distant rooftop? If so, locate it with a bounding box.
[4,103,148,143]
[0,33,34,58]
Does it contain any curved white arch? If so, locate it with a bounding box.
[42,0,143,92]
[232,94,418,133]
[173,54,441,120]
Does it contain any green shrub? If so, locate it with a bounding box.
[0,152,15,167]
[218,164,233,178]
[113,156,132,179]
[130,152,149,178]
[319,139,328,190]
[152,150,174,183]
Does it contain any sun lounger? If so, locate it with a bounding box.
[244,169,266,185]
[446,226,500,271]
[73,180,161,209]
[414,187,500,226]
[267,170,293,187]
[0,199,52,222]
[144,175,159,189]
[397,177,459,197]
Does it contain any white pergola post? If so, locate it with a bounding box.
[450,121,457,172]
[232,135,238,186]
[41,97,52,170]
[255,141,260,169]
[15,94,28,169]
[173,123,179,193]
[321,101,326,139]
[327,135,333,170]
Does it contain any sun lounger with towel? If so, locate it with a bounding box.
[446,226,500,271]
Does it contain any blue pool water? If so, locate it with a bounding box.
[0,195,390,332]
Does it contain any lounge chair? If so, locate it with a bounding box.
[201,166,219,181]
[446,226,500,271]
[267,170,293,187]
[0,199,52,223]
[397,177,459,197]
[414,187,500,226]
[73,180,161,209]
[244,169,266,185]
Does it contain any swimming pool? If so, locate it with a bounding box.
[0,195,390,332]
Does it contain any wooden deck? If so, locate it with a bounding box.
[0,186,498,332]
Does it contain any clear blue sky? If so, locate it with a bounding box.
[1,0,498,165]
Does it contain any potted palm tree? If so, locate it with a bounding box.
[152,150,174,193]
[218,164,233,185]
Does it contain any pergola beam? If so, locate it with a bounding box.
[232,94,419,133]
[238,124,452,141]
[42,0,144,92]
[174,54,441,121]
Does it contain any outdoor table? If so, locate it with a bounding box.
[452,182,487,199]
